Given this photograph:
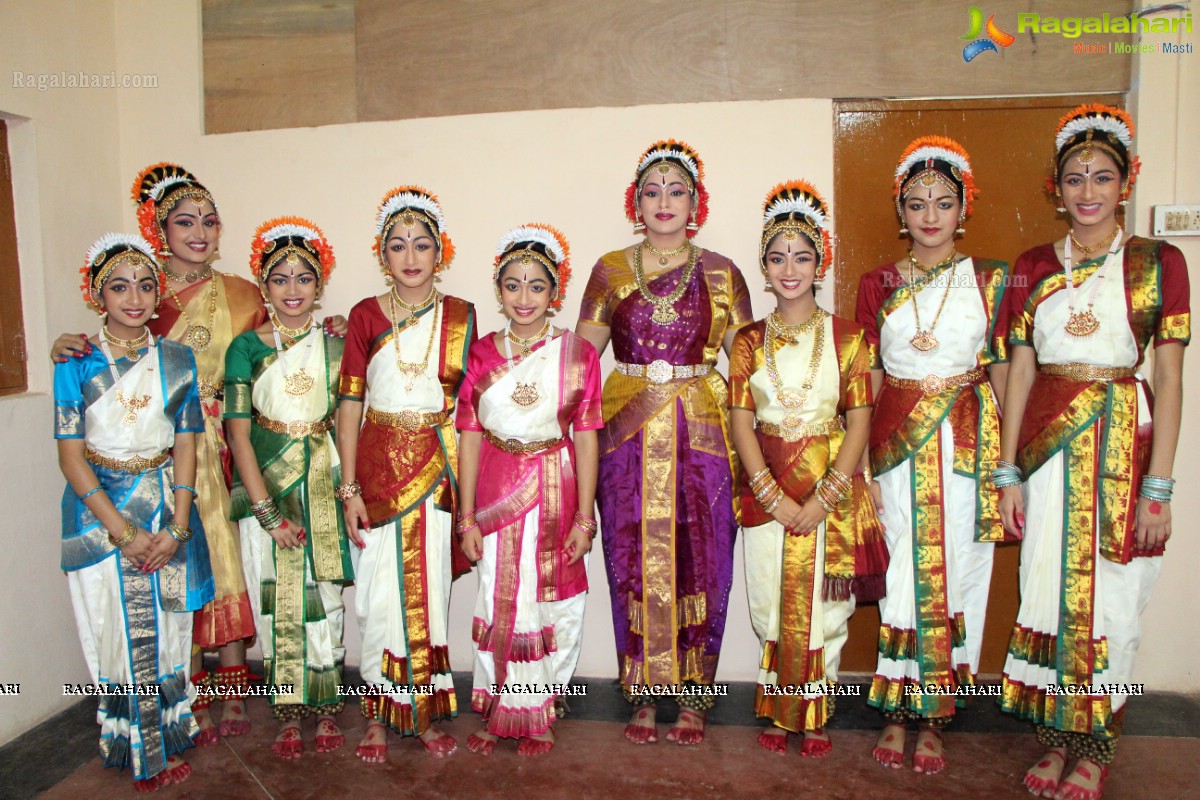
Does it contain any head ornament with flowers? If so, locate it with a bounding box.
[1050,103,1139,208]
[760,180,833,282]
[893,136,978,231]
[624,139,709,237]
[130,162,219,258]
[372,186,455,275]
[79,232,164,312]
[249,216,335,299]
[493,223,572,311]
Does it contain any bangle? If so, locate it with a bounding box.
[251,497,284,531]
[79,486,102,501]
[109,519,137,548]
[455,512,479,539]
[573,511,599,537]
[170,484,198,497]
[992,460,1023,489]
[814,478,841,513]
[335,480,362,502]
[1139,475,1174,502]
[165,520,193,543]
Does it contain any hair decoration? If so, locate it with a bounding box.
[249,216,335,284]
[79,232,164,310]
[130,162,219,257]
[1052,103,1139,201]
[624,139,710,237]
[1055,103,1134,151]
[893,135,979,221]
[493,223,572,310]
[759,180,833,280]
[372,185,455,272]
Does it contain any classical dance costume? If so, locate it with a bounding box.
[998,236,1189,758]
[57,235,214,782]
[458,328,603,736]
[227,303,352,720]
[340,292,475,734]
[732,310,886,732]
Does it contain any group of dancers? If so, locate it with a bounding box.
[53,102,1187,800]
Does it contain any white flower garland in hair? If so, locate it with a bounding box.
[763,196,828,229]
[86,232,157,267]
[260,222,322,244]
[1055,115,1133,151]
[894,146,972,181]
[148,174,190,202]
[496,226,564,263]
[637,148,700,180]
[375,192,446,235]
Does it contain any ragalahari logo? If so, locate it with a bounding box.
[962,7,1015,61]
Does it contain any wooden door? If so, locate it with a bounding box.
[0,120,27,396]
[832,96,1123,676]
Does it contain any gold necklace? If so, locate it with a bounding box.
[270,309,314,339]
[505,320,552,359]
[164,273,219,351]
[765,309,827,434]
[632,243,699,325]
[390,285,438,329]
[163,263,213,284]
[906,250,957,353]
[642,238,688,267]
[1063,226,1121,337]
[270,312,316,397]
[1068,225,1120,258]
[388,290,440,391]
[101,325,150,364]
[97,334,154,425]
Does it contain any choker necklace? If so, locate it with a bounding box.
[270,309,314,340]
[642,238,689,267]
[1068,226,1121,258]
[164,264,213,284]
[391,285,438,328]
[632,243,699,325]
[101,325,151,363]
[1063,226,1122,337]
[906,250,957,353]
[503,320,553,407]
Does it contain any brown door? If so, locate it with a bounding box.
[0,120,27,396]
[832,96,1123,676]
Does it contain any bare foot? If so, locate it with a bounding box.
[315,715,344,753]
[517,728,555,756]
[219,697,251,737]
[1054,757,1107,800]
[623,705,658,744]
[272,722,303,759]
[356,721,387,764]
[757,726,788,754]
[1024,748,1068,798]
[800,727,832,757]
[665,708,705,746]
[192,704,218,746]
[468,728,499,756]
[872,723,906,768]
[912,727,946,775]
[419,726,457,758]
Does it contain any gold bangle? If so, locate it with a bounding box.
[109,520,137,548]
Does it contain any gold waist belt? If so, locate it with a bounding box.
[615,359,711,385]
[84,445,169,474]
[254,413,333,438]
[483,429,565,455]
[1040,363,1136,382]
[756,417,844,443]
[365,407,448,431]
[885,366,986,396]
[197,379,223,400]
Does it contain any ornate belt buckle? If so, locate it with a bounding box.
[396,409,422,431]
[920,374,948,395]
[286,420,309,438]
[1068,364,1089,381]
[646,359,673,384]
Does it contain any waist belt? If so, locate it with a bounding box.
[84,445,169,474]
[615,359,711,385]
[365,407,448,431]
[254,413,333,438]
[885,366,986,396]
[756,417,844,443]
[483,429,565,455]
[1039,363,1137,382]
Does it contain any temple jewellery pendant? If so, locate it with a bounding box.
[650,304,679,325]
[909,330,939,352]
[283,368,315,397]
[185,325,212,351]
[1065,308,1101,337]
[511,381,541,407]
[777,389,805,430]
[116,390,151,426]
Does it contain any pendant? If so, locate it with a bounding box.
[777,389,803,409]
[398,362,423,391]
[284,368,315,397]
[909,330,939,352]
[650,304,679,325]
[783,412,804,430]
[117,390,151,426]
[125,347,141,363]
[405,314,419,328]
[185,325,212,351]
[658,255,670,267]
[511,382,541,407]
[1065,310,1100,337]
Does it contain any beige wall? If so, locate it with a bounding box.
[1,0,1196,744]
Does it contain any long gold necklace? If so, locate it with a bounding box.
[642,238,688,267]
[1062,226,1122,337]
[391,285,437,329]
[270,311,316,397]
[632,243,699,325]
[100,325,150,364]
[98,331,154,425]
[503,319,552,407]
[164,272,219,351]
[388,290,440,391]
[765,309,827,434]
[906,250,957,353]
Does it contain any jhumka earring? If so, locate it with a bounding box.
[899,226,909,235]
[686,217,699,232]
[633,214,646,233]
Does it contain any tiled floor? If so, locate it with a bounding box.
[27,695,1200,800]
